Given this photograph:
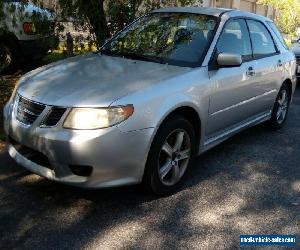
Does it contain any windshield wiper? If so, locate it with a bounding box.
[122,52,166,64]
[100,50,166,64]
[99,49,120,57]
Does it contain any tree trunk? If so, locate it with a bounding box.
[86,0,110,48]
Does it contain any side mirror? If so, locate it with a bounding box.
[217,53,242,67]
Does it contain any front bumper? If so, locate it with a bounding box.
[3,100,154,188]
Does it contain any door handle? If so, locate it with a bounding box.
[246,66,255,77]
[277,60,283,67]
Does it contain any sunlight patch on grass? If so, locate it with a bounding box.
[43,51,68,64]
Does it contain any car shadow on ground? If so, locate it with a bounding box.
[0,86,299,249]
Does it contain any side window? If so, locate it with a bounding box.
[247,20,277,58]
[217,19,252,61]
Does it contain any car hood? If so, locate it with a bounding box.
[17,53,191,107]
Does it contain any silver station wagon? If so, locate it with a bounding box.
[3,7,297,195]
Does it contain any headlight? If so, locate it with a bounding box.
[63,105,134,130]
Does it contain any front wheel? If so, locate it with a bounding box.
[143,115,196,196]
[268,83,291,129]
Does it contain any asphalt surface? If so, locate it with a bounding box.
[0,87,300,250]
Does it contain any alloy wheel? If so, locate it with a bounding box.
[158,129,191,186]
[276,89,289,124]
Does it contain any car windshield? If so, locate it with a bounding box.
[101,13,218,67]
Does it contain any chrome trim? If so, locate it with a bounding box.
[15,94,69,128]
[39,107,69,128]
[211,90,277,116]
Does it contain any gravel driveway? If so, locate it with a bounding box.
[0,86,299,250]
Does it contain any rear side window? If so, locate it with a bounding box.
[266,21,288,49]
[247,20,277,58]
[217,19,252,61]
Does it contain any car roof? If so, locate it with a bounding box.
[152,7,230,16]
[151,7,272,22]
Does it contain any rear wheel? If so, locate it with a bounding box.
[0,41,20,74]
[0,43,13,73]
[143,115,196,196]
[268,83,291,129]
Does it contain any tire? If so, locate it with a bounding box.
[268,83,291,129]
[143,115,196,196]
[0,42,20,74]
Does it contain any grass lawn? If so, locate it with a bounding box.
[43,50,69,64]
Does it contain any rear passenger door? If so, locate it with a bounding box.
[246,19,282,111]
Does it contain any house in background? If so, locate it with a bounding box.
[42,0,275,20]
[202,0,276,20]
[41,0,276,44]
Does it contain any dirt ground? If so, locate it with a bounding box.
[0,73,20,149]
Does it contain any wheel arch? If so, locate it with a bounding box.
[153,105,202,153]
[0,29,19,46]
[0,30,21,73]
[142,104,203,192]
[0,29,21,57]
[282,78,293,98]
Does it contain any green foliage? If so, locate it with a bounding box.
[58,0,109,47]
[106,0,201,35]
[0,0,53,38]
[0,0,5,22]
[58,0,200,46]
[0,0,202,49]
[258,0,300,36]
[0,1,4,36]
[106,0,140,34]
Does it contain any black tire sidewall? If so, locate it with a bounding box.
[0,40,20,74]
[143,115,196,196]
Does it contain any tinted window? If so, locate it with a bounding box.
[247,20,277,58]
[102,13,218,67]
[217,19,252,61]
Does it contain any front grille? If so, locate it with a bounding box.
[16,95,46,125]
[42,107,66,127]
